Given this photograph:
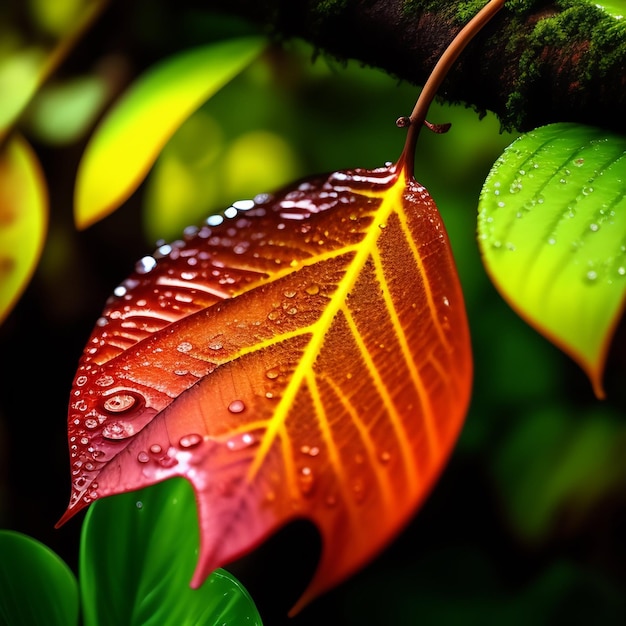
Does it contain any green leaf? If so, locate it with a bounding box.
[0,133,48,325]
[0,530,79,626]
[80,478,263,626]
[478,123,626,397]
[594,1,625,19]
[74,36,266,229]
[0,47,47,140]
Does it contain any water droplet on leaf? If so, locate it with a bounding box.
[103,393,138,413]
[179,433,203,448]
[135,256,157,274]
[228,399,245,414]
[102,421,135,439]
[226,431,258,451]
[298,466,315,496]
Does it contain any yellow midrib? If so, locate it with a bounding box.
[247,172,407,481]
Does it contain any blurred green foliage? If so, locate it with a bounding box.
[0,1,624,625]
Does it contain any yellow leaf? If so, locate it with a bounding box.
[74,37,266,229]
[0,134,48,324]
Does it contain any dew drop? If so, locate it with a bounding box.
[265,368,279,379]
[103,393,137,413]
[150,444,162,455]
[582,186,594,196]
[618,266,625,276]
[298,466,315,496]
[228,400,246,414]
[208,342,223,351]
[305,284,320,295]
[283,290,297,298]
[95,375,115,387]
[136,256,157,274]
[179,433,203,449]
[156,243,172,257]
[157,453,178,468]
[574,158,585,167]
[379,451,391,464]
[353,478,366,502]
[586,270,598,282]
[102,421,135,439]
[226,431,258,451]
[206,214,224,226]
[301,445,320,457]
[136,501,143,509]
[177,341,193,353]
[137,451,150,463]
[85,418,98,429]
[589,223,599,232]
[509,179,522,193]
[233,199,255,211]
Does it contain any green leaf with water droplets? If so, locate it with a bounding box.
[74,36,266,229]
[80,478,263,626]
[478,123,626,398]
[0,530,79,626]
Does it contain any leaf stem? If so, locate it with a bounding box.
[397,0,505,178]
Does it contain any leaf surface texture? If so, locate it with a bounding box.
[60,164,472,610]
[479,123,626,396]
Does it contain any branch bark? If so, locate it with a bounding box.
[202,0,626,134]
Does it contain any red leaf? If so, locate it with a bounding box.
[58,163,472,612]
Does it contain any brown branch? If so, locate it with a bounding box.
[200,0,626,134]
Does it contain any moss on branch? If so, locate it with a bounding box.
[203,0,626,133]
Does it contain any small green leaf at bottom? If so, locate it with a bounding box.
[80,478,263,626]
[478,123,626,397]
[0,530,79,626]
